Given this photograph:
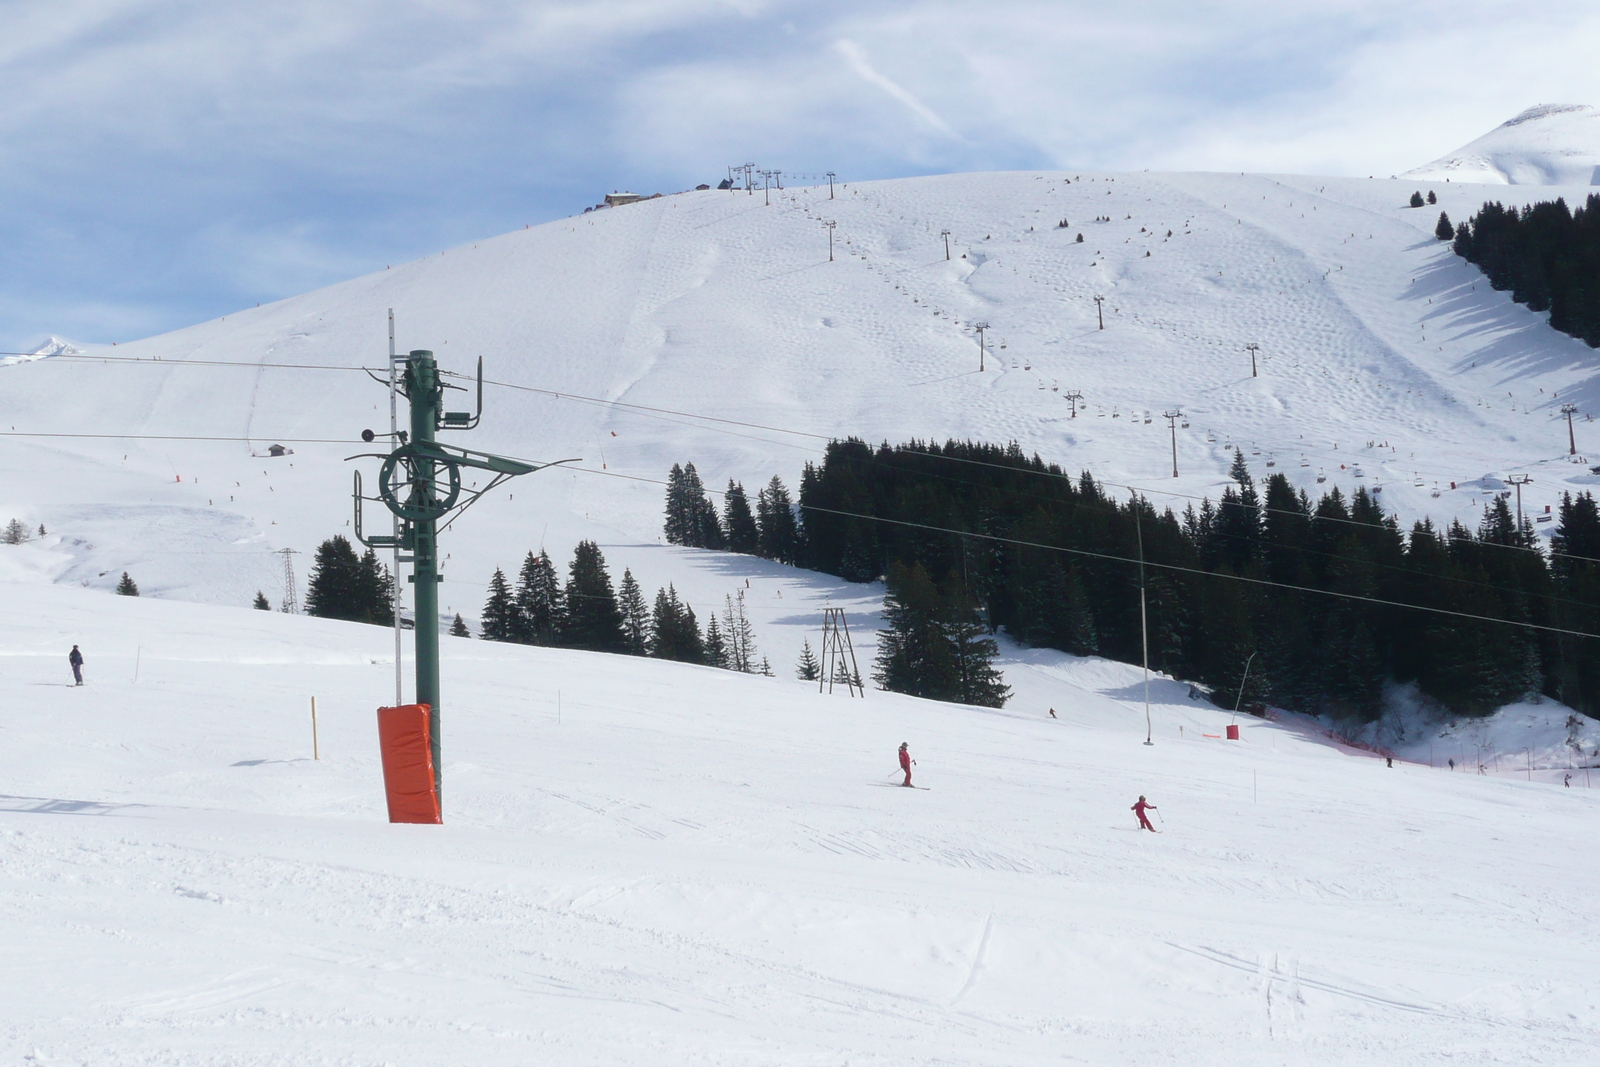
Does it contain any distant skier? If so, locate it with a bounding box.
[898,742,915,787]
[1132,795,1158,832]
[1386,757,1393,768]
[1448,758,1455,771]
[68,645,84,686]
[1049,707,1057,719]
[1565,773,1572,788]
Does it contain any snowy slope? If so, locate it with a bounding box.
[1403,104,1600,186]
[4,168,1600,635]
[4,580,1599,1065]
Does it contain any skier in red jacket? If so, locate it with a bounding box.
[899,742,915,787]
[1132,795,1157,832]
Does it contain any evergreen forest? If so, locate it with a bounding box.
[473,540,774,677]
[1451,194,1600,348]
[665,439,1600,721]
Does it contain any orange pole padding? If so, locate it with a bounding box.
[376,704,441,824]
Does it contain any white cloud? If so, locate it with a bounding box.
[833,38,960,140]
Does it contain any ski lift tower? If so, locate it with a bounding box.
[350,349,575,807]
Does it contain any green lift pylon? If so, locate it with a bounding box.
[352,349,574,808]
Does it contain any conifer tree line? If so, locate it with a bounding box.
[305,535,395,624]
[668,439,1600,721]
[1451,194,1600,347]
[474,539,772,674]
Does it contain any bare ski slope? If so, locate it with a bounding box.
[3,581,1598,1065]
[3,168,1599,627]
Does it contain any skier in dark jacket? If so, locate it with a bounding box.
[899,742,915,787]
[1132,795,1157,832]
[68,645,84,686]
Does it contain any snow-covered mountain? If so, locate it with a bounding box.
[3,167,1598,633]
[1402,103,1600,185]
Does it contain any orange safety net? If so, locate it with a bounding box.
[376,704,442,824]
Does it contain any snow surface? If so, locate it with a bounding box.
[5,580,1599,1065]
[1403,104,1600,186]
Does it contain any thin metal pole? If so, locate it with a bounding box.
[1562,404,1578,455]
[1165,411,1182,477]
[827,171,835,199]
[1508,475,1531,536]
[389,310,402,707]
[1232,651,1256,722]
[1137,503,1153,746]
[311,696,320,760]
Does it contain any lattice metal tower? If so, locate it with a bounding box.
[278,548,300,614]
[819,608,864,697]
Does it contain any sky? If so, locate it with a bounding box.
[3,0,1599,352]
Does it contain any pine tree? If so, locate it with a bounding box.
[480,567,517,641]
[305,536,363,620]
[796,638,821,681]
[759,656,774,677]
[1409,191,1425,208]
[37,524,46,538]
[681,604,705,664]
[722,591,759,671]
[116,572,139,596]
[756,476,800,563]
[2,518,28,544]
[514,549,564,645]
[873,562,955,698]
[1435,211,1453,241]
[355,548,395,625]
[702,613,729,668]
[650,585,704,663]
[564,540,625,652]
[450,613,471,637]
[664,463,692,545]
[618,568,650,655]
[938,572,1010,708]
[723,481,760,553]
[253,591,270,610]
[1427,190,1437,205]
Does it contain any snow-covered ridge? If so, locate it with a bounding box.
[0,334,86,367]
[1403,104,1600,185]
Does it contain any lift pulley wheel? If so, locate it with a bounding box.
[378,444,462,521]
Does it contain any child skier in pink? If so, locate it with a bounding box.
[1132,795,1157,832]
[899,742,915,787]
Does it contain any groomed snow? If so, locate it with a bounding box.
[4,581,1598,1064]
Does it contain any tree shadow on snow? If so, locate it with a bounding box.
[1404,249,1600,409]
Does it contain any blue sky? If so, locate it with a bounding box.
[3,0,1598,351]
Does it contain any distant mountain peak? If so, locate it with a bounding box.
[0,335,85,367]
[1402,104,1600,185]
